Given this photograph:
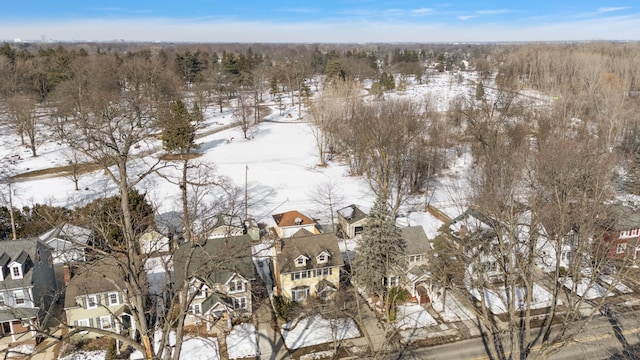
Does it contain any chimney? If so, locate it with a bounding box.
[63,264,71,286]
[460,225,468,240]
[276,239,284,254]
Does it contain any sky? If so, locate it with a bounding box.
[0,1,639,43]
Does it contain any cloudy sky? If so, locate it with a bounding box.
[1,1,638,43]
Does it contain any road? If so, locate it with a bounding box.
[390,311,640,360]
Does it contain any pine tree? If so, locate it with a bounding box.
[351,195,406,300]
[162,99,197,154]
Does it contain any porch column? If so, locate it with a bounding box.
[8,320,15,342]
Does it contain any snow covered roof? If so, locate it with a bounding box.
[337,204,368,224]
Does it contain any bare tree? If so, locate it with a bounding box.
[5,95,39,157]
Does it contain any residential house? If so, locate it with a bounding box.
[0,238,57,343]
[173,234,255,329]
[602,204,640,260]
[38,223,91,265]
[401,226,432,303]
[139,230,171,255]
[337,204,369,239]
[447,209,505,283]
[64,257,134,339]
[207,213,260,241]
[271,210,319,238]
[273,233,344,302]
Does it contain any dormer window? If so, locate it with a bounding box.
[11,265,22,279]
[294,255,309,267]
[316,251,330,264]
[229,279,245,293]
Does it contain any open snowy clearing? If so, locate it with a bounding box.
[394,304,437,330]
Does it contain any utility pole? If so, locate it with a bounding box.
[8,182,16,240]
[244,164,248,221]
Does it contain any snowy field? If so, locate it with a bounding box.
[281,315,361,350]
[0,72,489,233]
[432,293,477,322]
[130,331,220,360]
[59,350,105,360]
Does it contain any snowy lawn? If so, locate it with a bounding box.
[599,274,634,294]
[470,283,556,314]
[59,350,105,360]
[561,277,615,300]
[130,331,220,360]
[432,293,477,322]
[394,304,437,330]
[281,315,360,350]
[226,323,258,359]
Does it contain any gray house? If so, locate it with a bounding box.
[0,238,57,344]
[173,234,256,330]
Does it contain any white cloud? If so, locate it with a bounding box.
[475,9,513,15]
[597,7,630,13]
[411,8,433,14]
[457,15,476,21]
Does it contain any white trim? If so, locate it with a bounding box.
[87,294,98,309]
[228,279,245,294]
[108,292,120,306]
[100,315,112,330]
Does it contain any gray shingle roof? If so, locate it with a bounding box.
[276,233,344,274]
[173,235,255,288]
[63,256,124,308]
[0,238,43,289]
[337,204,368,224]
[402,226,430,256]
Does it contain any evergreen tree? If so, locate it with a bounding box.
[351,195,406,300]
[162,99,197,154]
[476,81,485,100]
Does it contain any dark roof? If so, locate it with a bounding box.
[272,210,315,227]
[173,235,255,288]
[276,233,344,274]
[402,226,430,256]
[64,256,124,308]
[291,228,315,237]
[337,204,368,224]
[0,238,46,289]
[604,204,640,231]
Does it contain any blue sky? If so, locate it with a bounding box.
[1,1,638,42]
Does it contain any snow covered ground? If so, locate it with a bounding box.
[130,331,220,360]
[1,72,484,232]
[281,315,360,350]
[394,304,437,330]
[59,350,105,360]
[226,323,258,359]
[432,293,477,322]
[470,283,557,314]
[561,277,615,300]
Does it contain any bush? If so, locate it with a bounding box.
[273,295,295,321]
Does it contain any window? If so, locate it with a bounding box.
[292,287,309,302]
[100,315,112,330]
[295,257,306,267]
[108,292,119,306]
[229,280,245,293]
[409,254,423,263]
[189,303,201,315]
[617,242,627,254]
[317,254,326,262]
[87,295,98,309]
[388,276,398,287]
[14,290,25,306]
[11,266,21,279]
[561,251,572,262]
[233,297,247,310]
[77,319,90,327]
[483,262,498,273]
[314,268,332,277]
